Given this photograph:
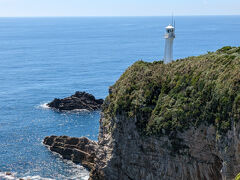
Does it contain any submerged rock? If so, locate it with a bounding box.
[47,91,104,111]
[43,136,98,170]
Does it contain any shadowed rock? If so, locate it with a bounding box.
[47,91,104,111]
[43,136,98,170]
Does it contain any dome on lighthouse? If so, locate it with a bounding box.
[166,24,174,29]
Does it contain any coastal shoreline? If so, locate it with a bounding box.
[44,47,240,180]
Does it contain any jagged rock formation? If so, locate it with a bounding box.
[44,47,240,180]
[47,91,104,111]
[43,136,98,170]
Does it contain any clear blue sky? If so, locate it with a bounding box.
[0,0,239,17]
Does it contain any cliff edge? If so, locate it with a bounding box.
[90,46,240,180]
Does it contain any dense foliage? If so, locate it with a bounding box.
[235,173,240,180]
[103,47,240,136]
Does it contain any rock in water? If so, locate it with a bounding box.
[5,172,11,175]
[43,136,98,170]
[47,91,104,111]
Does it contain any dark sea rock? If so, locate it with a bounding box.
[47,91,104,111]
[43,136,98,170]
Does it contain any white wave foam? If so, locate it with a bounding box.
[38,103,50,109]
[42,147,89,180]
[20,175,54,180]
[70,109,90,112]
[36,103,91,114]
[0,172,16,180]
[0,172,56,180]
[61,109,90,114]
[0,172,87,180]
[1,170,89,180]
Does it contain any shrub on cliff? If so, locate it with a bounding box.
[235,173,240,180]
[103,46,240,136]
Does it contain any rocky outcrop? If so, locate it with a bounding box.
[43,136,98,170]
[47,91,104,111]
[89,114,225,180]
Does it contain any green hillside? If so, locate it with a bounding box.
[103,46,240,136]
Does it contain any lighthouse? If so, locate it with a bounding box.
[164,24,175,62]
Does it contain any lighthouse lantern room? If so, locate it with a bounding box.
[164,24,175,62]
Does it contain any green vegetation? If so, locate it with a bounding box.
[235,173,240,180]
[103,46,240,136]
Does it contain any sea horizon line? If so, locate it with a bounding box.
[0,14,239,18]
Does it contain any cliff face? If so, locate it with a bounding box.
[91,115,240,180]
[90,115,222,180]
[89,47,240,180]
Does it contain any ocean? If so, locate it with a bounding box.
[0,16,239,179]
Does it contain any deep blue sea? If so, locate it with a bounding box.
[0,16,240,180]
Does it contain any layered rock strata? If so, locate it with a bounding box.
[43,136,98,170]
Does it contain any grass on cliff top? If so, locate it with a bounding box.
[103,46,240,136]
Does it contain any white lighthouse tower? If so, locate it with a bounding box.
[164,23,175,62]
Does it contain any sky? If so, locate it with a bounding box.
[0,0,239,17]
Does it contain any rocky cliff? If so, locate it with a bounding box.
[44,47,240,180]
[89,47,240,180]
